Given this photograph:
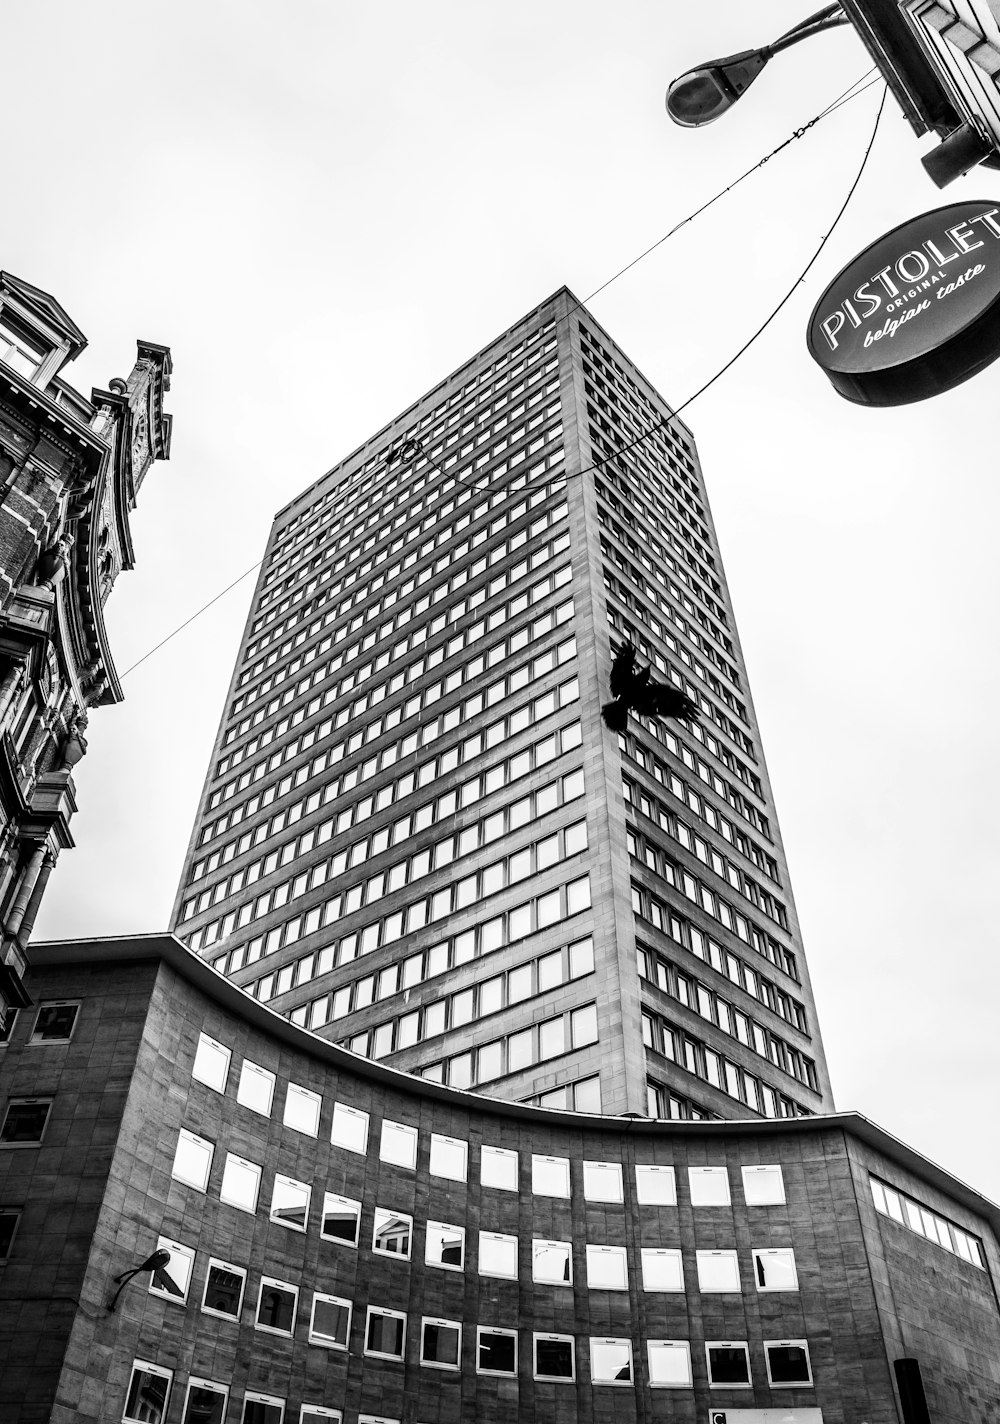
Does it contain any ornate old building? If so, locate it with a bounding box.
[0,271,172,1026]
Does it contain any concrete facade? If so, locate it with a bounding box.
[1,936,997,1424]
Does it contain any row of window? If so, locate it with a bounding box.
[644,1010,813,1120]
[0,1000,78,1048]
[630,815,787,931]
[638,936,807,1038]
[623,769,778,885]
[246,503,569,686]
[306,929,593,1051]
[214,581,574,810]
[193,635,578,886]
[124,1333,814,1424]
[621,726,769,840]
[870,1175,985,1268]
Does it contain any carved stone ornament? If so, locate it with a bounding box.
[131,410,149,467]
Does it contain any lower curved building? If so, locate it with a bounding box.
[0,935,997,1423]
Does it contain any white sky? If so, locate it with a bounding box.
[11,2,999,1198]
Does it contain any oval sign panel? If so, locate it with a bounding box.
[807,200,1000,405]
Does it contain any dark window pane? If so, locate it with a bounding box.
[258,1285,295,1331]
[184,1385,227,1424]
[0,1209,19,1259]
[32,1005,78,1041]
[0,1007,17,1044]
[423,1322,459,1365]
[321,1203,358,1243]
[479,1332,516,1373]
[1,1102,50,1143]
[768,1344,810,1383]
[204,1265,243,1316]
[709,1345,749,1384]
[536,1338,573,1378]
[367,1312,404,1355]
[125,1367,169,1424]
[312,1298,349,1345]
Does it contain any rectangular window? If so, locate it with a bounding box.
[124,1361,172,1424]
[331,1102,368,1154]
[309,1293,352,1350]
[583,1160,623,1203]
[202,1258,246,1319]
[706,1340,751,1387]
[532,1238,572,1285]
[534,1334,575,1381]
[586,1244,628,1290]
[648,1340,692,1388]
[477,1326,517,1376]
[256,1277,298,1335]
[171,1129,214,1191]
[765,1339,813,1386]
[271,1175,310,1231]
[753,1247,798,1291]
[479,1230,518,1279]
[742,1163,785,1205]
[284,1083,321,1137]
[421,1317,461,1370]
[688,1165,731,1205]
[532,1153,570,1198]
[425,1220,465,1270]
[365,1306,406,1360]
[220,1154,261,1214]
[148,1237,195,1304]
[321,1192,361,1247]
[0,1207,20,1261]
[590,1337,632,1386]
[29,1002,80,1045]
[182,1379,229,1424]
[380,1119,418,1169]
[242,1393,285,1424]
[697,1249,741,1292]
[0,1099,52,1146]
[373,1208,412,1257]
[635,1164,676,1206]
[429,1133,468,1182]
[237,1060,275,1116]
[300,1411,342,1424]
[641,1248,684,1292]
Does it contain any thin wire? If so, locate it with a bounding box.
[120,560,263,677]
[120,79,884,679]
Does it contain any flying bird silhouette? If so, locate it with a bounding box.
[601,643,699,733]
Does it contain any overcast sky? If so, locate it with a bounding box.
[10,1,999,1198]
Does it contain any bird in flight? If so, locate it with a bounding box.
[601,643,700,732]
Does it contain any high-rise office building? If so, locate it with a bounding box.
[171,288,831,1121]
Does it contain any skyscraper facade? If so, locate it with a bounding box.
[171,288,831,1122]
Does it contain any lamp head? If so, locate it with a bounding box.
[138,1248,171,1273]
[666,48,771,127]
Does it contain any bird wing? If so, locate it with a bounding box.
[609,643,638,701]
[636,675,699,723]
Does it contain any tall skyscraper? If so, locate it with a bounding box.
[171,288,831,1121]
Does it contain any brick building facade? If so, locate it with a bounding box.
[1,936,996,1424]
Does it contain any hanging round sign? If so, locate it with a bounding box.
[807,200,1000,406]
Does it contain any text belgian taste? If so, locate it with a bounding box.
[818,206,1000,352]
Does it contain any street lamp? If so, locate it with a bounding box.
[666,4,851,127]
[106,1247,172,1313]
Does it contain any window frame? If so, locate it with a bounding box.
[420,1315,462,1371]
[688,1165,731,1206]
[241,1392,286,1424]
[147,1236,195,1305]
[640,1247,684,1293]
[752,1246,798,1292]
[201,1257,247,1321]
[589,1336,633,1387]
[331,1101,369,1153]
[255,1275,299,1337]
[477,1325,518,1376]
[696,1249,741,1293]
[428,1132,468,1182]
[635,1163,677,1205]
[270,1173,311,1232]
[123,1359,173,1424]
[181,1378,230,1424]
[28,1001,81,1047]
[220,1152,262,1214]
[237,1059,275,1116]
[308,1292,352,1351]
[170,1128,214,1191]
[647,1339,693,1388]
[379,1118,418,1169]
[705,1340,752,1388]
[320,1191,361,1248]
[585,1243,628,1291]
[531,1153,571,1198]
[533,1332,576,1382]
[364,1305,407,1361]
[764,1338,813,1388]
[742,1163,785,1205]
[372,1207,413,1259]
[425,1219,465,1272]
[532,1237,573,1286]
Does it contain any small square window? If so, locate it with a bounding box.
[182,1379,229,1424]
[202,1258,246,1319]
[171,1129,213,1191]
[148,1237,195,1304]
[582,1239,627,1293]
[478,1230,518,1279]
[534,1334,575,1381]
[583,1160,623,1203]
[242,1393,285,1424]
[300,1411,342,1424]
[696,1250,741,1292]
[426,1220,465,1270]
[309,1293,351,1350]
[380,1118,417,1169]
[533,1238,572,1285]
[237,1060,275,1116]
[635,1164,676,1205]
[477,1326,517,1375]
[532,1153,570,1198]
[271,1175,310,1231]
[321,1192,361,1247]
[29,1002,80,1045]
[641,1248,684,1292]
[256,1277,298,1336]
[331,1102,368,1153]
[765,1339,813,1386]
[0,1207,21,1261]
[648,1340,692,1388]
[688,1165,731,1206]
[192,1033,230,1092]
[373,1208,412,1257]
[220,1154,262,1214]
[590,1337,633,1385]
[753,1247,798,1291]
[284,1083,321,1137]
[365,1306,406,1360]
[421,1316,461,1370]
[124,1360,172,1424]
[0,1098,52,1147]
[706,1340,751,1387]
[742,1163,785,1205]
[429,1133,468,1182]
